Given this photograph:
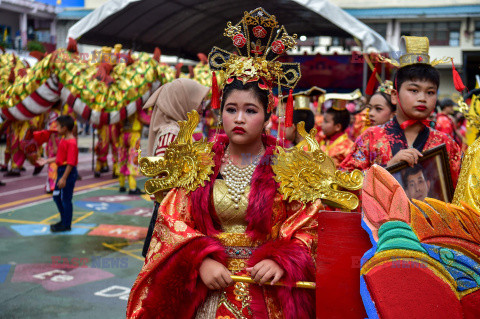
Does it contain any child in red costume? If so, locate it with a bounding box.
[341,36,461,186]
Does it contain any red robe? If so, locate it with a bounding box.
[435,113,461,145]
[340,117,461,187]
[127,135,319,319]
[319,132,354,168]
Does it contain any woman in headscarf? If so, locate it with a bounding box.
[144,78,210,157]
[142,78,209,257]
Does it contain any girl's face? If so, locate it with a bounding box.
[222,89,267,145]
[368,94,395,126]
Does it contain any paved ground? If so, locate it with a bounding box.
[0,136,152,318]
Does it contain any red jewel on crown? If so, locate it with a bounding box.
[271,40,285,54]
[252,25,267,38]
[417,56,423,62]
[233,34,247,48]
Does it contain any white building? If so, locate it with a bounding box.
[0,0,58,50]
[333,0,480,97]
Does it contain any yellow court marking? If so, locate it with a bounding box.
[0,179,118,210]
[102,242,144,261]
[72,211,94,224]
[40,213,60,224]
[0,218,43,225]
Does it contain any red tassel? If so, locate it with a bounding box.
[67,37,78,53]
[197,53,208,64]
[29,51,46,61]
[285,89,294,127]
[211,71,220,109]
[366,66,378,96]
[153,47,161,62]
[175,62,183,78]
[188,65,194,78]
[8,69,15,83]
[451,59,465,93]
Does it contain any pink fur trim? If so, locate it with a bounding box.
[249,239,316,319]
[249,285,270,319]
[139,236,226,319]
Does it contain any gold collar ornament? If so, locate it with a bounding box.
[138,110,215,196]
[208,7,301,113]
[138,112,362,210]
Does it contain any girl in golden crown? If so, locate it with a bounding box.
[127,8,321,319]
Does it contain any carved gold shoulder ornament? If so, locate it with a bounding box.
[138,113,362,210]
[138,110,215,195]
[272,122,363,211]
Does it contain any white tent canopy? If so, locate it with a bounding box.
[67,0,392,59]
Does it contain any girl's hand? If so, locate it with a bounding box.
[37,158,47,166]
[246,259,284,285]
[199,258,233,290]
[387,148,423,167]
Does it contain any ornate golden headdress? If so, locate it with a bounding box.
[376,80,394,96]
[379,36,450,68]
[208,7,301,112]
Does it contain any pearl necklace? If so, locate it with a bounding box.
[221,146,263,209]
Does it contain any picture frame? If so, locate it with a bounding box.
[385,144,454,203]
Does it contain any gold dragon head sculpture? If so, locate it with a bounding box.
[138,110,215,197]
[272,121,363,211]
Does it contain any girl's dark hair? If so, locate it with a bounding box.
[394,63,440,92]
[221,78,271,121]
[57,115,75,131]
[372,91,396,112]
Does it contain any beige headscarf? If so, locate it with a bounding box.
[143,78,210,155]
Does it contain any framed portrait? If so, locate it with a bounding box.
[385,144,454,203]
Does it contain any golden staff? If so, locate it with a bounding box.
[231,275,316,289]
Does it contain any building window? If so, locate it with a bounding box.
[401,21,461,46]
[367,23,388,39]
[475,21,480,46]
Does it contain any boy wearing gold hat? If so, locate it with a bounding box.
[318,90,359,167]
[341,36,462,186]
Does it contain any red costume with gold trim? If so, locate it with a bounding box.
[126,135,319,318]
[340,117,461,186]
[319,132,354,168]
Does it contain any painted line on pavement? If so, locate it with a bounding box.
[72,211,94,224]
[102,242,144,261]
[0,179,118,213]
